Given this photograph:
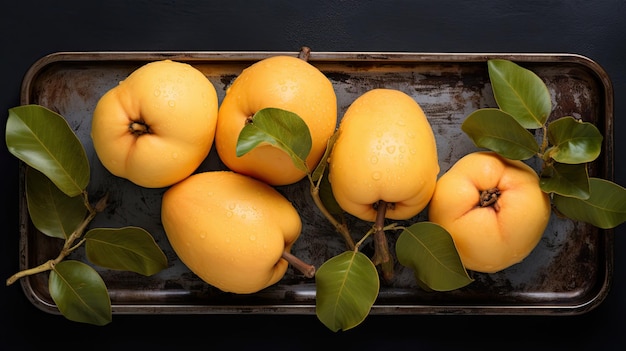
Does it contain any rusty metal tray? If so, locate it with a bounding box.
[17,51,614,316]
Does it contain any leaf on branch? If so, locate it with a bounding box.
[6,105,90,197]
[236,107,312,173]
[396,222,473,291]
[26,167,88,239]
[487,59,551,129]
[553,178,626,229]
[84,227,168,276]
[315,251,379,332]
[49,260,111,326]
[461,108,539,160]
[547,116,603,164]
[539,162,590,199]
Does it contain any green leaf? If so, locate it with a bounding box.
[396,222,473,291]
[49,260,111,326]
[461,108,539,160]
[84,227,168,276]
[540,162,590,199]
[236,107,312,173]
[488,59,551,129]
[547,116,603,164]
[553,178,626,229]
[6,105,90,197]
[26,167,88,239]
[315,251,379,332]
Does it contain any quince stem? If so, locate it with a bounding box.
[298,46,311,61]
[282,250,316,278]
[5,192,108,286]
[372,200,394,283]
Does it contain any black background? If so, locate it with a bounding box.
[1,1,624,349]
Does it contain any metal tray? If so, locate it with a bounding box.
[18,51,614,316]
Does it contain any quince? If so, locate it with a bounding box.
[91,60,218,188]
[428,151,552,273]
[328,88,439,222]
[161,171,302,294]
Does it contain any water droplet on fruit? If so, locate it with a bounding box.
[226,211,233,218]
[372,171,382,180]
[199,232,207,239]
[153,89,161,97]
[370,156,379,164]
[168,100,176,107]
[386,145,396,154]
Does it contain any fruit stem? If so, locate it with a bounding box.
[298,46,311,61]
[372,200,394,283]
[479,187,501,212]
[282,250,316,278]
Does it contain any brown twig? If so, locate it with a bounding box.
[6,192,108,286]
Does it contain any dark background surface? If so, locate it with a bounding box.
[1,1,624,349]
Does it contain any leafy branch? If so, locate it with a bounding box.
[4,105,168,326]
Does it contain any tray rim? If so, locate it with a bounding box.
[17,50,615,317]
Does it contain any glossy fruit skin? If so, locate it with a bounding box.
[161,171,302,294]
[91,60,218,188]
[428,151,552,273]
[328,88,439,222]
[215,55,337,186]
